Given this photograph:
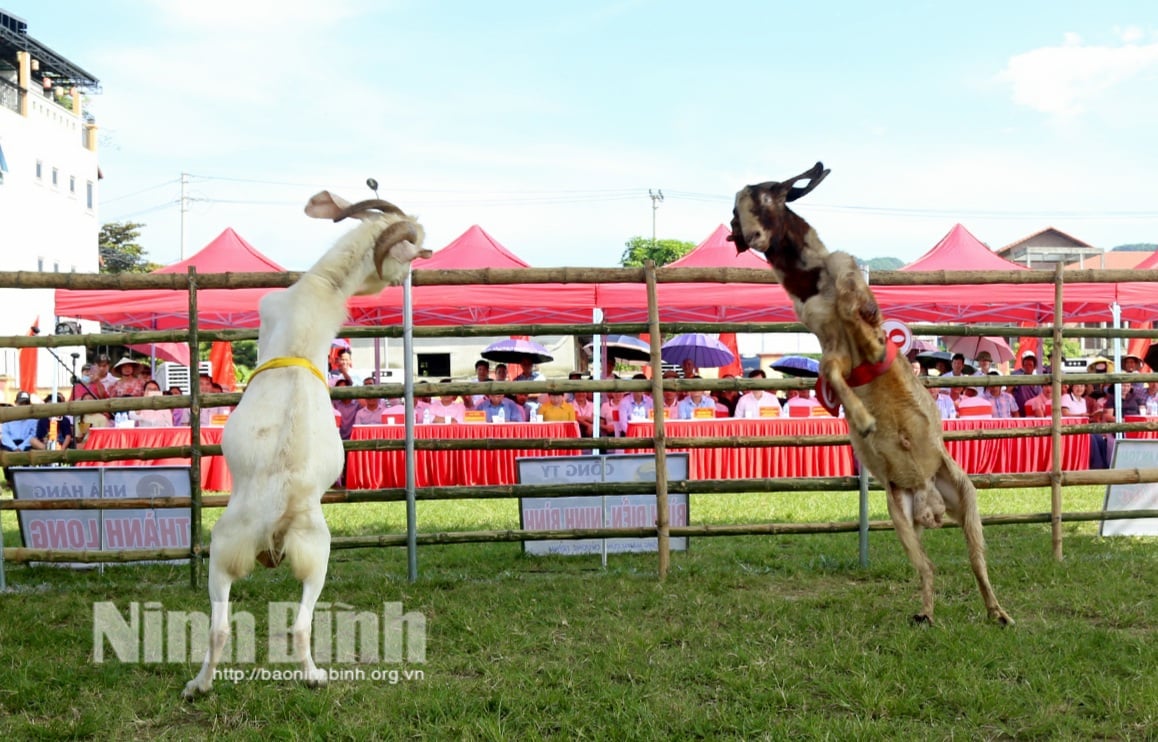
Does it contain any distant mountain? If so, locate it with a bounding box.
[1111,243,1158,251]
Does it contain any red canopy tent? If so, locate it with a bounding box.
[54,228,285,330]
[348,224,596,326]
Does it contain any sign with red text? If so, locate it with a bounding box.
[517,454,689,556]
[12,466,192,566]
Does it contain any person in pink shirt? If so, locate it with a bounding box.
[354,376,387,425]
[427,379,465,423]
[571,389,596,437]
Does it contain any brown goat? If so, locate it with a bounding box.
[729,163,1012,625]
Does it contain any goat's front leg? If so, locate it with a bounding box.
[820,357,876,436]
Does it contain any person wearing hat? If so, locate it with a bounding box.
[110,357,146,398]
[1,391,38,484]
[1121,354,1147,415]
[1010,351,1041,417]
[969,350,995,396]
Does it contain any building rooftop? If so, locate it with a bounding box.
[0,9,100,90]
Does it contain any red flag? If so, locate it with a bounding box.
[209,341,236,392]
[1127,322,1153,372]
[717,333,744,378]
[18,316,39,395]
[1014,323,1040,369]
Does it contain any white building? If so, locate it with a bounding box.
[0,9,100,398]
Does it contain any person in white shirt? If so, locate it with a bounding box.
[428,379,466,424]
[735,387,782,418]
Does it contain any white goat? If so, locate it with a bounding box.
[183,192,430,698]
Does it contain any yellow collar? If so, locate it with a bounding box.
[248,357,327,386]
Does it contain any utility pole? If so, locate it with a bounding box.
[179,172,189,260]
[649,189,664,248]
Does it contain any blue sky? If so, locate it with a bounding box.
[20,1,1158,269]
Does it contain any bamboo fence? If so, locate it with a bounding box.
[1,265,1157,577]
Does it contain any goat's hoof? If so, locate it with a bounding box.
[912,613,933,626]
[990,609,1014,626]
[182,679,210,700]
[304,668,329,689]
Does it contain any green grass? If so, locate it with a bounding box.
[1,486,1156,740]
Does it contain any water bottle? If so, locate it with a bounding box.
[494,407,505,424]
[422,408,433,425]
[1147,396,1158,417]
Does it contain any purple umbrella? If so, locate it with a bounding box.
[583,334,652,363]
[770,355,820,378]
[660,333,736,368]
[481,337,554,364]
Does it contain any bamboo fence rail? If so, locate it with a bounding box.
[2,264,1157,575]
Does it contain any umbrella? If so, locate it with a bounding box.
[943,335,1015,364]
[916,350,975,375]
[770,355,820,378]
[583,334,652,363]
[660,333,736,368]
[481,337,554,364]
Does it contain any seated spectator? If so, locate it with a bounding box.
[130,380,174,428]
[167,385,190,426]
[616,382,653,435]
[428,379,465,424]
[735,370,783,418]
[414,387,434,424]
[31,393,74,450]
[1060,383,1091,416]
[110,357,146,398]
[716,375,741,417]
[1,391,37,484]
[955,387,993,416]
[601,390,624,437]
[930,379,957,419]
[571,389,595,436]
[494,363,509,382]
[782,389,820,411]
[538,390,577,422]
[355,376,387,425]
[984,372,1018,418]
[200,381,233,427]
[660,371,680,419]
[468,359,491,408]
[74,390,111,443]
[331,378,360,439]
[476,391,525,422]
[676,381,716,419]
[1023,387,1052,417]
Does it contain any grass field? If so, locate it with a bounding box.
[1,486,1155,740]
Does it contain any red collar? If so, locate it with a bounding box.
[845,339,899,387]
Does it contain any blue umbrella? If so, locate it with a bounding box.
[770,355,820,378]
[583,334,652,363]
[481,337,554,364]
[660,333,736,368]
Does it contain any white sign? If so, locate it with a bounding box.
[12,466,193,565]
[1100,440,1158,536]
[517,454,689,555]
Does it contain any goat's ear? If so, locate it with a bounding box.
[304,191,351,220]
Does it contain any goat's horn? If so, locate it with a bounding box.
[785,162,830,203]
[333,199,407,222]
[373,221,421,277]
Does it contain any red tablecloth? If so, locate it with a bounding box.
[79,426,232,491]
[626,417,1090,480]
[346,422,582,489]
[1123,415,1158,439]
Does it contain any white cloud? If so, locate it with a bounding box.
[997,32,1158,118]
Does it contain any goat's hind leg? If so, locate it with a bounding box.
[182,555,235,699]
[936,461,1013,625]
[885,486,936,624]
[285,513,332,688]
